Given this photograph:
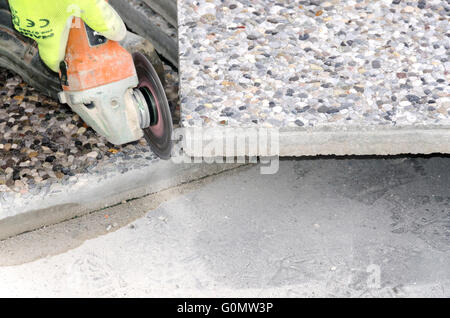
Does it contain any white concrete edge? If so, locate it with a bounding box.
[178,125,450,157]
[0,159,243,240]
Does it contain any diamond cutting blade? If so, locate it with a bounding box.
[133,52,173,159]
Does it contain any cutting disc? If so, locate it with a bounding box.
[133,52,173,159]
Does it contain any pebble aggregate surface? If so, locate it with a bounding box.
[179,0,449,129]
[0,65,180,196]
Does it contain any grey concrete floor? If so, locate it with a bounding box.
[0,157,449,297]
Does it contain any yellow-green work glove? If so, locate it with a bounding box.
[8,0,127,72]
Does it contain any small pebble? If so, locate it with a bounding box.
[86,151,99,159]
[372,60,381,69]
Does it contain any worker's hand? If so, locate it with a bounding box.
[8,0,127,72]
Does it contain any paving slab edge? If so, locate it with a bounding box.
[279,126,450,156]
[0,160,242,240]
[181,126,450,157]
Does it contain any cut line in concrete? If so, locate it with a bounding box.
[0,159,242,240]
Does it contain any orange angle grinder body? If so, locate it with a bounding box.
[58,17,173,159]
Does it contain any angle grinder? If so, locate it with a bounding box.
[58,7,173,159]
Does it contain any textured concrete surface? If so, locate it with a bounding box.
[0,158,449,297]
[0,64,179,192]
[179,0,450,156]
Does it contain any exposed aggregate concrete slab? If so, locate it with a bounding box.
[178,0,450,155]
